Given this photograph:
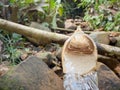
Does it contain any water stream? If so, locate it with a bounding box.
[63,71,99,90]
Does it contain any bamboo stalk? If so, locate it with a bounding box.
[0,18,69,44]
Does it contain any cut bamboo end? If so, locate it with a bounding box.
[62,28,97,75]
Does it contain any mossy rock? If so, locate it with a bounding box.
[0,56,64,90]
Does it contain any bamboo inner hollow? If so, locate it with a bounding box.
[62,34,97,75]
[66,35,94,54]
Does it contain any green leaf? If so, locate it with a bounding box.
[10,0,16,3]
[25,0,34,4]
[49,0,56,11]
[58,4,63,16]
[73,0,77,2]
[105,22,115,31]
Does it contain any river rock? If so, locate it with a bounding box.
[115,36,120,47]
[97,62,120,90]
[98,55,120,76]
[35,51,58,67]
[64,19,77,30]
[0,56,64,90]
[89,32,110,44]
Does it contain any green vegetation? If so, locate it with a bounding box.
[0,32,23,65]
[81,0,120,31]
[9,0,63,28]
[62,0,120,31]
[0,0,63,65]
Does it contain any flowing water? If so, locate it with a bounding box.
[63,71,99,90]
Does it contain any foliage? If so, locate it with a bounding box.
[81,0,120,31]
[0,0,64,65]
[9,0,63,28]
[42,0,63,28]
[0,32,24,65]
[10,0,34,7]
[62,0,120,31]
[61,0,83,18]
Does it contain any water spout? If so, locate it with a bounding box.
[64,71,98,90]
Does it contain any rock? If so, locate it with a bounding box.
[89,32,110,44]
[0,56,64,90]
[20,53,28,60]
[115,36,120,47]
[44,43,60,52]
[55,47,62,60]
[64,19,77,30]
[76,21,92,31]
[97,62,120,90]
[98,55,120,76]
[57,19,65,28]
[35,51,58,67]
[109,36,117,45]
[109,32,120,46]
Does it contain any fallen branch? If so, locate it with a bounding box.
[52,27,92,34]
[0,19,69,44]
[96,43,120,57]
[52,27,74,32]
